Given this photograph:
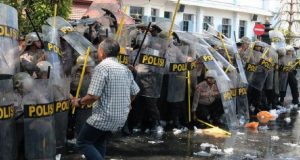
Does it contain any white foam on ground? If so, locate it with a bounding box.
[283,143,300,147]
[148,140,164,144]
[193,151,211,157]
[237,132,245,135]
[284,117,291,124]
[271,136,280,141]
[224,148,234,155]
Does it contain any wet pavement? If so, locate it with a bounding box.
[61,105,300,160]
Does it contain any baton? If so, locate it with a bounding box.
[25,9,44,49]
[72,47,91,114]
[187,71,191,122]
[115,6,128,41]
[168,0,181,40]
[132,22,151,66]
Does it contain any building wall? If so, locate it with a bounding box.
[122,0,277,40]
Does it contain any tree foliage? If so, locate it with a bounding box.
[0,0,73,35]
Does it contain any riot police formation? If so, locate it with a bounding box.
[2,2,300,160]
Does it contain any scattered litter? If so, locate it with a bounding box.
[258,125,269,130]
[132,128,141,133]
[210,147,224,155]
[269,109,279,118]
[245,122,259,130]
[284,117,291,124]
[223,148,234,155]
[274,106,289,114]
[144,129,150,133]
[55,154,61,160]
[283,143,300,147]
[194,126,203,134]
[200,143,217,150]
[244,153,257,159]
[193,151,211,157]
[271,136,280,141]
[237,132,245,135]
[194,127,230,138]
[173,129,182,135]
[173,127,189,135]
[257,111,275,124]
[148,140,164,144]
[248,139,259,142]
[67,138,77,144]
[288,104,298,110]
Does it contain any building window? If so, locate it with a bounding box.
[130,6,144,20]
[183,14,192,21]
[222,18,231,38]
[164,11,172,19]
[151,8,159,22]
[203,16,214,30]
[239,20,247,38]
[183,14,193,32]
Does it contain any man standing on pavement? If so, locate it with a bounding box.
[71,38,140,160]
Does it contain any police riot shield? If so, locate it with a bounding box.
[73,71,93,136]
[166,43,188,102]
[46,16,97,56]
[131,36,167,98]
[0,3,19,76]
[248,45,272,91]
[53,78,70,149]
[0,79,16,160]
[279,55,294,92]
[23,79,56,159]
[42,25,64,79]
[117,27,130,65]
[193,43,238,128]
[265,48,278,91]
[70,60,94,136]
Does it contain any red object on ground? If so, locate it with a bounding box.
[253,23,265,36]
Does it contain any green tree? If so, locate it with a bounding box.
[0,0,73,35]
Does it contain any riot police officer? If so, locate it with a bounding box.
[280,45,299,105]
[70,55,95,138]
[20,32,46,77]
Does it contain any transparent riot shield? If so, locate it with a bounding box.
[193,43,238,128]
[71,67,93,136]
[46,16,97,56]
[117,27,130,65]
[265,48,278,91]
[166,43,188,102]
[43,25,64,79]
[0,3,19,76]
[23,79,56,159]
[132,36,167,98]
[279,56,294,93]
[248,46,272,91]
[53,78,70,149]
[0,79,16,160]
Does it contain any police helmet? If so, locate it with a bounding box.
[76,55,96,67]
[37,61,53,73]
[25,32,42,46]
[286,45,295,51]
[136,33,150,48]
[205,70,217,79]
[13,72,34,92]
[240,36,251,44]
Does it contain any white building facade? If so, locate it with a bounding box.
[123,0,280,40]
